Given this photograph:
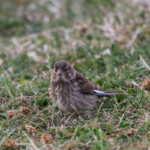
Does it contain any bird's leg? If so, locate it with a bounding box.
[70,104,81,115]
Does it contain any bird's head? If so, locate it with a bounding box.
[52,60,76,82]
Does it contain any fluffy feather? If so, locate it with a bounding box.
[49,60,123,112]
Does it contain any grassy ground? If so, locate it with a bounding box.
[0,0,150,149]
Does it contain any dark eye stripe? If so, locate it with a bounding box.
[55,66,58,70]
[64,68,68,71]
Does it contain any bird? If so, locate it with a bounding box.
[49,60,122,113]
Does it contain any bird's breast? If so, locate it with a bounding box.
[53,81,98,112]
[55,83,78,102]
[54,82,79,112]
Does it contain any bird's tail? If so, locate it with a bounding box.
[93,90,123,97]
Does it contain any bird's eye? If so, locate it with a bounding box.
[65,69,69,72]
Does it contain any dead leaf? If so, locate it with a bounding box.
[4,139,18,149]
[140,79,150,91]
[41,133,53,144]
[8,110,18,118]
[126,128,135,136]
[25,125,36,133]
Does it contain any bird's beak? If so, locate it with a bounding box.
[57,70,62,75]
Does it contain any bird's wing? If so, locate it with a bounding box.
[75,72,123,97]
[75,72,100,93]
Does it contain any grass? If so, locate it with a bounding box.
[0,0,150,149]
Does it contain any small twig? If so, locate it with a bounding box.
[131,80,142,90]
[139,55,150,71]
[64,111,76,125]
[126,29,141,48]
[23,131,39,150]
[115,114,124,128]
[70,128,78,142]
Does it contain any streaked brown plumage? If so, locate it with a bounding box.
[49,60,122,112]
